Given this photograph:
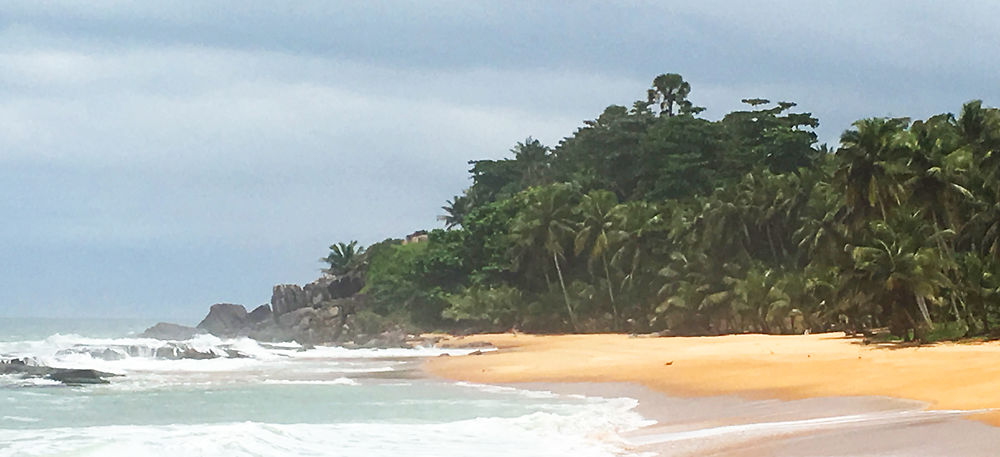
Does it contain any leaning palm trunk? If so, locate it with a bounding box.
[915,294,933,328]
[601,253,619,330]
[553,252,578,331]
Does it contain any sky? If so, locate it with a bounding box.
[2,1,999,321]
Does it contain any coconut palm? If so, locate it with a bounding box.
[574,190,622,328]
[438,194,472,229]
[323,241,364,276]
[835,117,913,229]
[848,211,955,339]
[510,183,581,330]
[609,201,669,324]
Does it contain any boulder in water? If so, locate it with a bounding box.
[46,369,118,385]
[140,322,205,340]
[1,359,120,385]
[197,303,249,337]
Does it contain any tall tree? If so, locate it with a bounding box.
[511,184,581,330]
[835,117,913,228]
[646,73,702,117]
[574,190,621,328]
[323,241,365,276]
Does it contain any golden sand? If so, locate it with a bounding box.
[426,332,1000,425]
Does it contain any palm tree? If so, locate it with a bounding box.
[438,194,471,229]
[323,241,365,276]
[574,190,621,328]
[511,183,580,330]
[512,137,552,187]
[907,115,973,236]
[610,201,667,319]
[955,253,1000,334]
[848,212,954,339]
[727,266,791,333]
[835,117,913,229]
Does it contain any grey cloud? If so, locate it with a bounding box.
[2,2,999,318]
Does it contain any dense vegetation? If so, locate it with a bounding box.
[328,73,1000,342]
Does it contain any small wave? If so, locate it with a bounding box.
[292,345,495,359]
[2,415,40,423]
[262,377,359,386]
[0,403,649,457]
[454,381,561,399]
[630,408,974,448]
[0,374,62,388]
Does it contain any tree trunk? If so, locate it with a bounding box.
[915,294,933,328]
[602,253,619,330]
[765,224,779,262]
[554,251,578,331]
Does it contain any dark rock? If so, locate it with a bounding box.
[278,307,318,330]
[46,369,117,385]
[327,274,364,300]
[361,329,408,349]
[407,335,444,347]
[303,278,332,306]
[271,284,307,317]
[196,303,249,337]
[443,341,495,349]
[99,348,126,361]
[140,322,205,340]
[0,360,120,385]
[247,305,273,324]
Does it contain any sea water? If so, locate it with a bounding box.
[0,318,650,457]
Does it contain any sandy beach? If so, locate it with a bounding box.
[427,332,1000,454]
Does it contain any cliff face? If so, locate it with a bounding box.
[184,275,366,345]
[133,270,402,347]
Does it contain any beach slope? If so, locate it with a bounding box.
[427,333,1000,425]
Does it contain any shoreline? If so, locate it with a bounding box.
[427,332,1000,454]
[504,381,1000,456]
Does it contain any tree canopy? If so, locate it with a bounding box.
[326,73,1000,342]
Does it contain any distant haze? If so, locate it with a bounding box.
[2,1,998,319]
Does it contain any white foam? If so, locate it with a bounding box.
[0,406,649,457]
[0,374,62,388]
[262,377,359,386]
[290,345,495,359]
[1,415,40,423]
[629,408,974,447]
[455,381,561,399]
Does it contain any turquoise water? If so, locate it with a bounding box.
[0,319,648,456]
[0,318,156,341]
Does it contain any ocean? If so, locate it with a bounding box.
[0,318,650,457]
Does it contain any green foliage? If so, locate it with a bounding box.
[322,241,364,276]
[442,285,524,330]
[324,72,1000,342]
[363,232,466,328]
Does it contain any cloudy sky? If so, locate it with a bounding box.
[2,1,998,321]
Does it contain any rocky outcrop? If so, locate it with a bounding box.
[54,342,248,361]
[327,274,364,300]
[271,276,365,320]
[271,284,307,317]
[247,304,273,324]
[196,303,249,337]
[140,322,205,340]
[175,270,393,346]
[1,358,120,385]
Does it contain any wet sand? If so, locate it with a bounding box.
[427,333,1000,455]
[525,382,1000,456]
